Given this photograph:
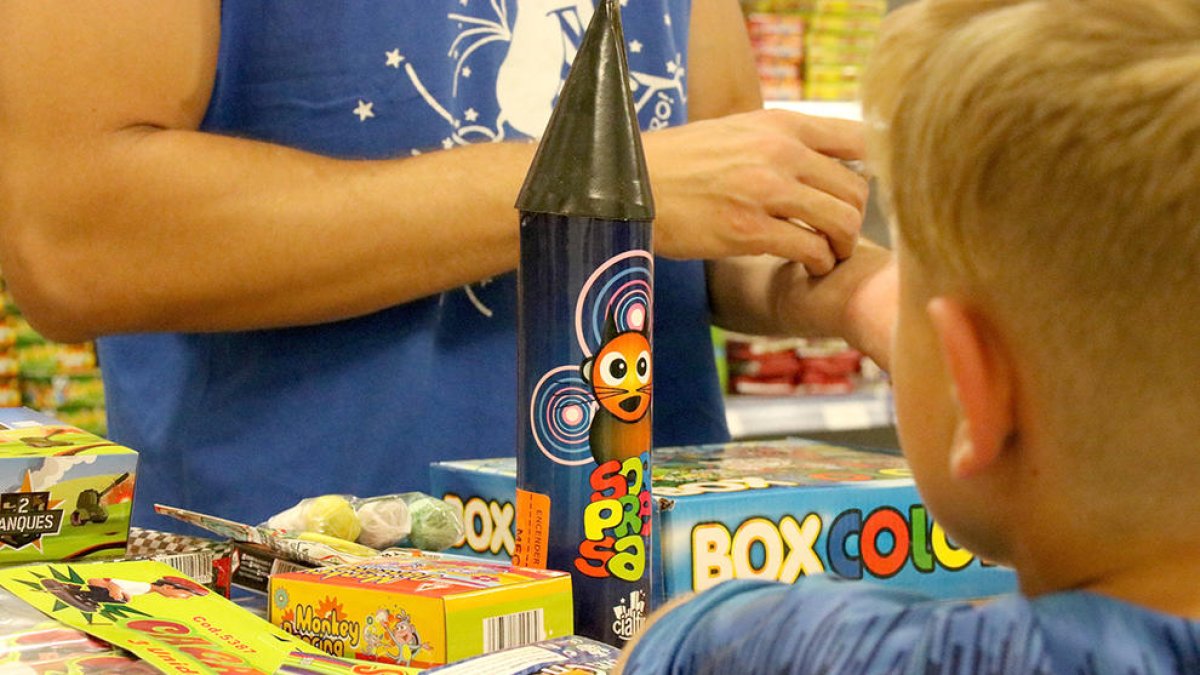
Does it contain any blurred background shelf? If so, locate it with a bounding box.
[724,390,899,450]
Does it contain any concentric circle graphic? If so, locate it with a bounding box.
[531,365,597,466]
[575,250,654,357]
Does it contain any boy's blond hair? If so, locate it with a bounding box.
[864,1,1200,496]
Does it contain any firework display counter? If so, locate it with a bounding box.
[0,2,921,671]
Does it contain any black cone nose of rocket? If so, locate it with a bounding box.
[515,0,655,222]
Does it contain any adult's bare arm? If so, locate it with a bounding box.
[0,1,880,346]
[0,1,538,343]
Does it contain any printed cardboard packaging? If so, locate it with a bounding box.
[430,439,1017,602]
[0,559,423,674]
[0,408,137,566]
[270,550,573,669]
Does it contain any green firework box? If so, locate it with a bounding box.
[431,439,1017,603]
[0,407,137,566]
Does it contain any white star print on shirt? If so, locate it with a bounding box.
[630,40,642,53]
[353,100,375,121]
[386,49,403,68]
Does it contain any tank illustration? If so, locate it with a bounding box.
[70,473,130,526]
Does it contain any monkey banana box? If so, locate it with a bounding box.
[270,552,572,669]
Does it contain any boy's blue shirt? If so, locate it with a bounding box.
[623,577,1200,674]
[96,0,728,528]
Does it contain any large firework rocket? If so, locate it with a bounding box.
[513,0,655,647]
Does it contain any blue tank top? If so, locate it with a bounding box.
[97,0,728,529]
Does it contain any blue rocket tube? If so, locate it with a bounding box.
[513,0,655,647]
[516,214,653,645]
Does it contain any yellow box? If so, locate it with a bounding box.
[270,551,572,669]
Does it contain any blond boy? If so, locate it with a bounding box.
[618,0,1200,671]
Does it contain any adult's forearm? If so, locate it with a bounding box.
[0,127,533,342]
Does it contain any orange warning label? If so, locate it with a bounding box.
[512,489,551,569]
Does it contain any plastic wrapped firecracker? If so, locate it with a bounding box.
[513,0,655,647]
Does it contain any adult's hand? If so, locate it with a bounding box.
[643,108,869,275]
[708,240,896,371]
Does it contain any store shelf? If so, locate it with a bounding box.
[724,389,894,439]
[764,99,863,121]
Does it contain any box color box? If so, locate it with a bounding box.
[435,457,518,563]
[0,407,137,566]
[269,551,573,669]
[430,439,1017,602]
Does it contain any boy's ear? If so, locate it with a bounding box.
[926,297,1016,480]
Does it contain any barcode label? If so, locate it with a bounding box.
[483,608,545,653]
[270,559,309,576]
[154,551,213,584]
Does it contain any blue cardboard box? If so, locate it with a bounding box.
[430,439,1015,602]
[432,457,518,562]
[0,407,138,565]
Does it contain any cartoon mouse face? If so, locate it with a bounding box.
[583,330,651,423]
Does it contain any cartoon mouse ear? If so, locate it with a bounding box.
[580,356,594,383]
[603,310,619,341]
